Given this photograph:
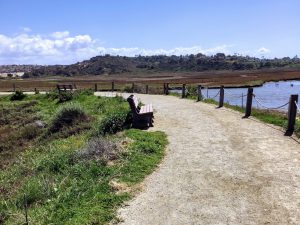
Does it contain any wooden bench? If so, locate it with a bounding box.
[127,95,154,128]
[56,84,76,92]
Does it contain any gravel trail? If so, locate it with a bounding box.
[117,94,300,225]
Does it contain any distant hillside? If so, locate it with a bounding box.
[1,53,300,78]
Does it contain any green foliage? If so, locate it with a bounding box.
[45,90,74,103]
[0,129,167,224]
[98,110,130,135]
[49,103,88,133]
[58,91,73,103]
[10,90,26,101]
[186,85,197,97]
[119,129,168,184]
[0,91,167,224]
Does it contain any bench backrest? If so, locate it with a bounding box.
[57,84,74,91]
[127,95,140,114]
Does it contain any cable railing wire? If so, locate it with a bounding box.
[253,95,289,110]
[295,101,300,112]
[208,90,220,99]
[224,89,244,99]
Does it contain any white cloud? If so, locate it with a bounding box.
[0,31,234,65]
[51,31,70,39]
[257,47,270,54]
[21,27,32,33]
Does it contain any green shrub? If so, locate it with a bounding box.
[186,85,197,97]
[45,89,60,100]
[49,103,88,133]
[73,89,94,97]
[10,90,26,101]
[45,90,73,103]
[58,91,73,103]
[21,124,40,140]
[98,110,130,135]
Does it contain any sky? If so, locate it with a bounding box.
[0,0,299,65]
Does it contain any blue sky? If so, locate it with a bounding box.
[0,0,299,64]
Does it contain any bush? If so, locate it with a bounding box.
[10,90,26,101]
[78,137,120,162]
[98,110,129,135]
[49,103,88,133]
[21,124,40,140]
[186,85,197,97]
[58,91,73,103]
[45,90,60,100]
[45,90,73,103]
[73,89,94,97]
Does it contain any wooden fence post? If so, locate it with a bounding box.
[219,86,224,107]
[286,94,298,135]
[145,85,149,94]
[165,83,169,95]
[163,83,166,94]
[244,87,253,118]
[132,83,134,93]
[182,84,186,98]
[13,83,16,92]
[241,93,244,108]
[94,83,97,92]
[111,81,115,92]
[197,85,202,101]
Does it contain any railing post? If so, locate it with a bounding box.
[145,85,149,94]
[286,94,298,135]
[146,84,149,94]
[219,86,224,107]
[244,87,253,118]
[111,81,115,92]
[182,84,186,98]
[241,93,244,108]
[197,85,202,101]
[163,83,166,94]
[94,83,97,92]
[165,83,169,95]
[132,83,134,93]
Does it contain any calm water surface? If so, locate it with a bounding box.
[175,80,300,111]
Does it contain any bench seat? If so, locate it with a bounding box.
[127,95,154,128]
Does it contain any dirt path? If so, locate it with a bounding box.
[117,94,300,225]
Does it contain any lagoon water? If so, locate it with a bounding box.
[175,80,300,111]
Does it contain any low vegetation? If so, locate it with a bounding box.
[0,90,168,224]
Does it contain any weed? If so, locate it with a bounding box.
[10,90,26,101]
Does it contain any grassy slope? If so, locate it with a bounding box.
[0,92,168,225]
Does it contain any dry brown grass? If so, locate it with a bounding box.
[1,68,300,92]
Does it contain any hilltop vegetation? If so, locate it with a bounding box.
[1,53,300,78]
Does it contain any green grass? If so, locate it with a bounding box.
[0,91,168,225]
